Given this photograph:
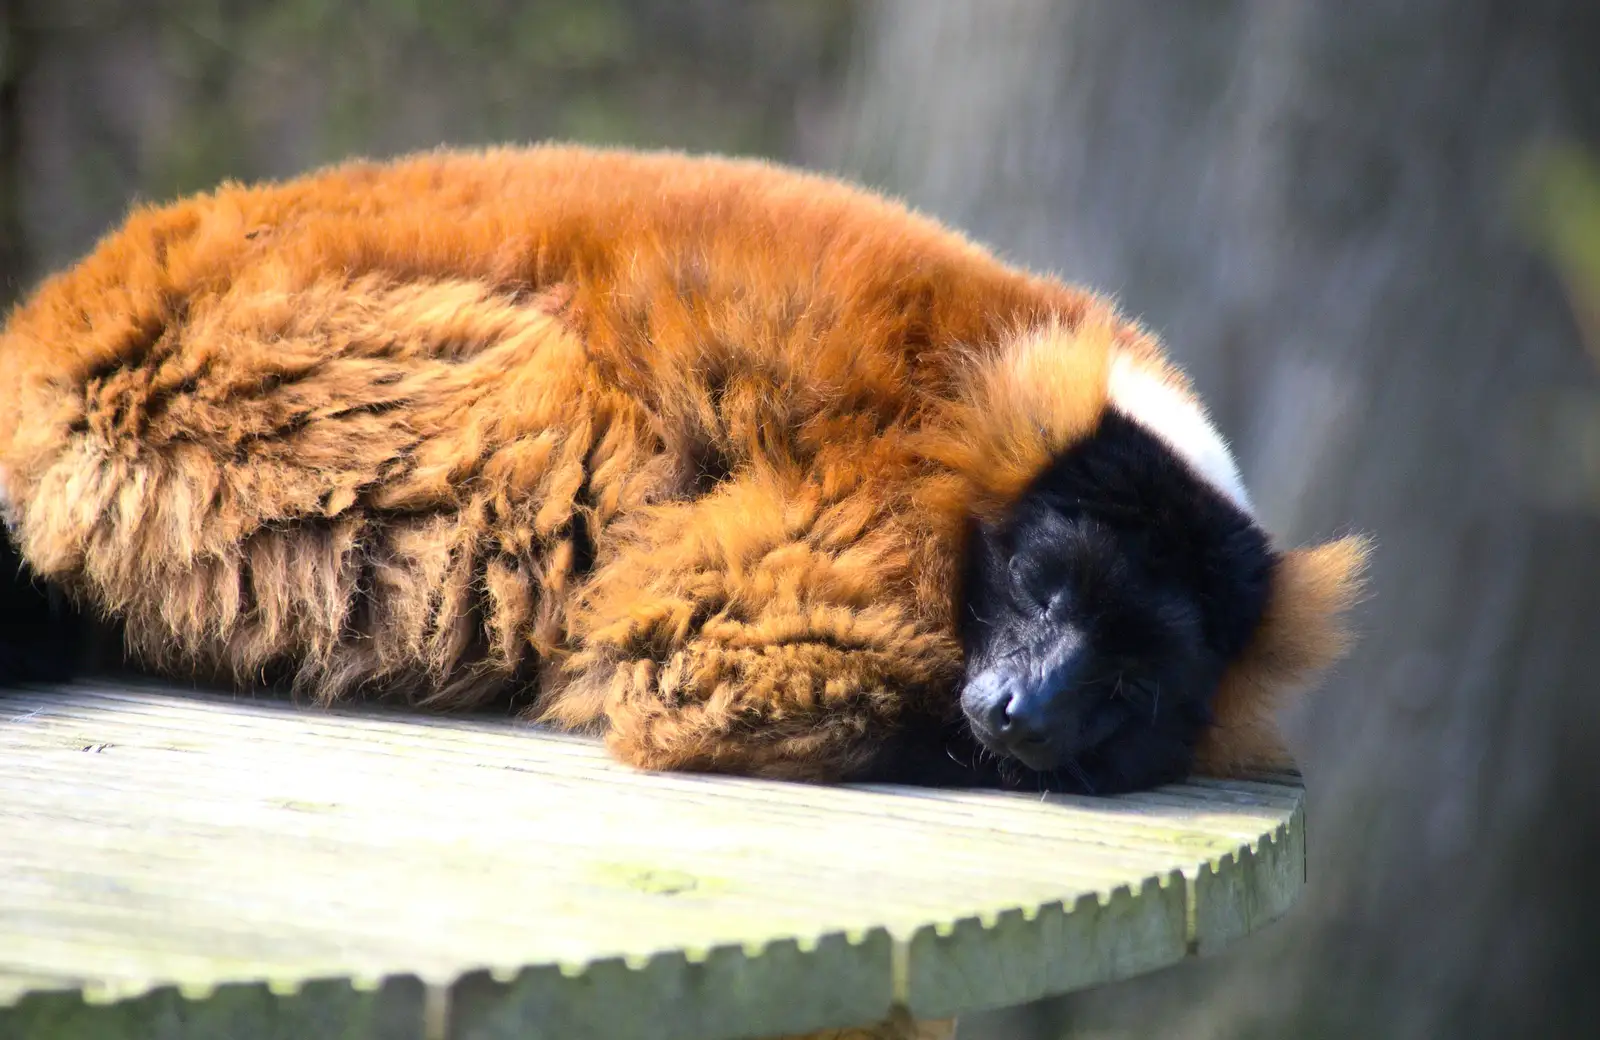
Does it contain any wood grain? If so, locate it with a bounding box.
[0,683,1303,1039]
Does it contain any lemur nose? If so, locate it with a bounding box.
[998,691,1050,743]
[962,670,1049,747]
[960,670,1014,735]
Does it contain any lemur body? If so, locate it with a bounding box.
[0,145,1365,792]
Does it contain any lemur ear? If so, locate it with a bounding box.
[1191,534,1372,777]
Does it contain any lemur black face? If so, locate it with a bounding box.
[956,411,1275,794]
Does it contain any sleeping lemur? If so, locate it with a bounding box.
[0,145,1367,794]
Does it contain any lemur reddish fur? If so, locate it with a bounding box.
[0,145,1366,781]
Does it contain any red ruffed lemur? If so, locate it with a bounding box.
[0,145,1367,794]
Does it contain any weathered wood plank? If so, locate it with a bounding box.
[0,682,1303,1039]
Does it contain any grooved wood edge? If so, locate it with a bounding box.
[448,929,892,1040]
[0,974,427,1040]
[902,872,1189,1021]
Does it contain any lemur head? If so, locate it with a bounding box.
[928,312,1367,795]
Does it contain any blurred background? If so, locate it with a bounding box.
[3,1,1599,1037]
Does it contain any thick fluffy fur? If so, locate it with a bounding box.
[0,145,1366,786]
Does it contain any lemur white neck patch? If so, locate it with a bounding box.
[1107,353,1255,516]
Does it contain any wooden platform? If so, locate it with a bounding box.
[0,682,1305,1039]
